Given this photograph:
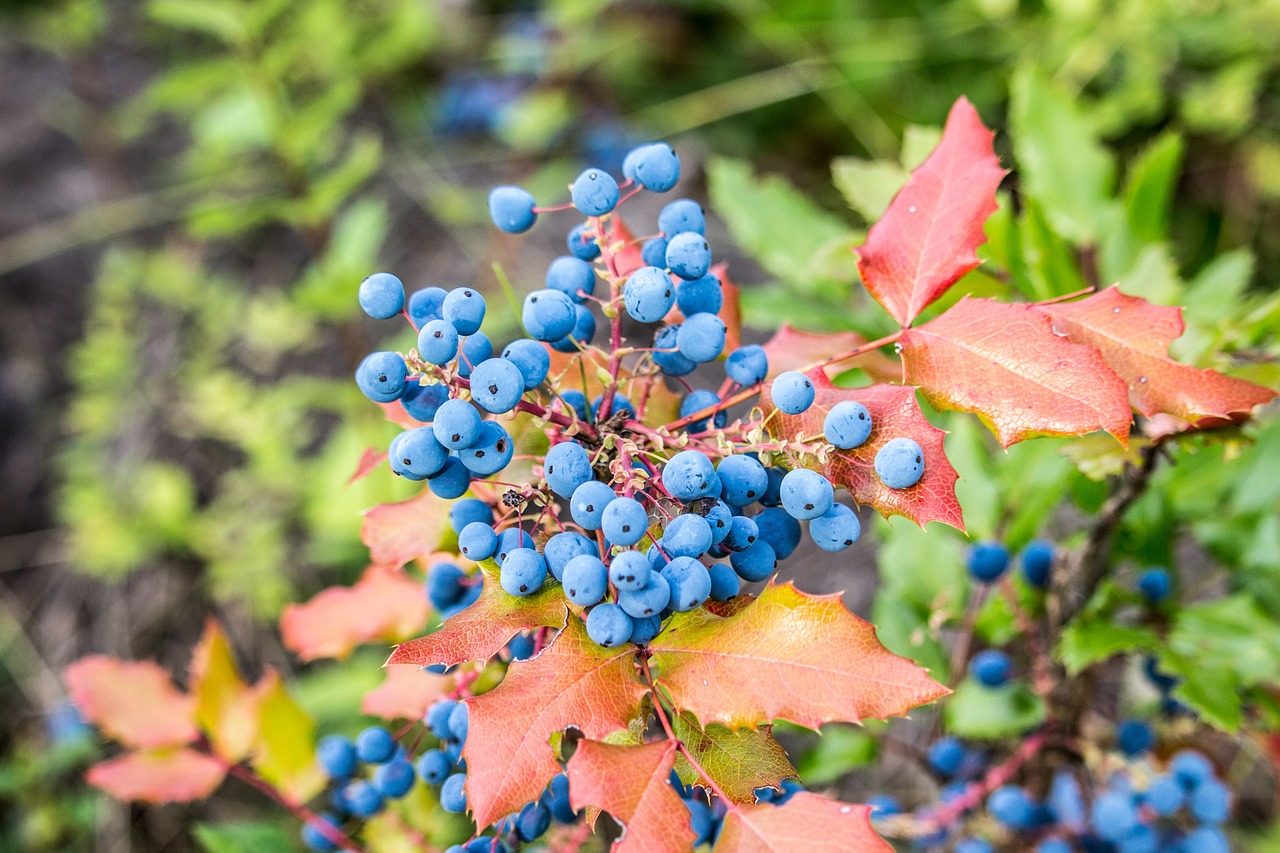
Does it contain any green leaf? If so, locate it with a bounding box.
[943,680,1045,740]
[831,158,905,223]
[870,594,950,682]
[794,725,877,786]
[1056,620,1157,674]
[1123,132,1184,244]
[148,0,246,44]
[250,673,325,804]
[193,822,295,853]
[1010,68,1115,244]
[670,711,795,804]
[875,517,966,617]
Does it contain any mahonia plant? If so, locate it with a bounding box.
[60,98,1274,853]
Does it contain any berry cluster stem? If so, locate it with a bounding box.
[222,761,368,853]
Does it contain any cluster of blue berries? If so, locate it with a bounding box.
[303,725,422,850]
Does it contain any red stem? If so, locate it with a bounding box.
[223,762,367,853]
[923,732,1047,829]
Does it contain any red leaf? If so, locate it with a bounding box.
[376,400,420,430]
[361,665,454,720]
[281,567,429,661]
[566,740,697,853]
[854,97,1005,327]
[361,488,451,568]
[900,298,1132,447]
[349,447,389,485]
[462,618,647,827]
[714,792,891,852]
[648,583,948,730]
[762,375,964,531]
[64,657,196,749]
[86,748,226,804]
[387,563,567,668]
[759,325,900,384]
[1038,286,1276,421]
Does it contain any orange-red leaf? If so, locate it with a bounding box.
[567,740,697,853]
[854,98,1005,327]
[349,447,389,485]
[1038,286,1276,421]
[387,563,567,668]
[361,665,455,720]
[86,748,226,804]
[714,792,891,852]
[649,583,948,730]
[759,325,900,384]
[377,400,420,430]
[762,376,963,531]
[281,567,429,662]
[462,618,647,827]
[361,487,451,568]
[189,620,258,762]
[900,298,1132,447]
[64,657,196,749]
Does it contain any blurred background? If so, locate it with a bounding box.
[2,0,1280,849]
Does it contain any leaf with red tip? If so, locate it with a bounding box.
[760,325,900,384]
[714,792,892,853]
[361,665,455,721]
[762,376,964,531]
[281,567,429,662]
[649,583,948,730]
[387,561,567,668]
[567,739,696,853]
[671,712,795,805]
[900,297,1132,447]
[361,488,451,568]
[349,447,389,485]
[64,657,196,749]
[854,97,1005,327]
[86,748,226,804]
[1038,286,1276,421]
[462,618,647,828]
[189,620,258,762]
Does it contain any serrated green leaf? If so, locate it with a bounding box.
[1123,132,1184,245]
[943,680,1044,740]
[1056,621,1157,674]
[831,158,905,222]
[795,725,877,786]
[670,711,795,804]
[193,821,295,853]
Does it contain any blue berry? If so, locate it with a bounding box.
[1171,750,1214,787]
[408,286,448,326]
[440,773,468,813]
[456,420,512,477]
[428,457,472,499]
[502,339,551,390]
[686,798,714,845]
[665,231,711,280]
[629,614,663,644]
[1191,779,1231,824]
[771,371,815,415]
[442,287,486,335]
[566,225,601,261]
[874,437,924,488]
[374,759,416,799]
[609,550,651,592]
[707,563,740,601]
[753,507,801,559]
[570,168,619,216]
[641,236,669,267]
[928,738,966,776]
[618,572,671,618]
[809,503,860,551]
[601,497,649,546]
[780,469,834,521]
[545,441,593,499]
[448,703,469,744]
[988,785,1036,829]
[1048,769,1085,828]
[1037,842,1072,853]
[355,727,395,764]
[401,380,450,422]
[425,699,458,738]
[455,331,493,379]
[389,427,448,479]
[675,274,722,316]
[571,480,616,530]
[507,632,537,661]
[968,542,1010,582]
[970,649,1012,687]
[680,390,726,433]
[955,840,994,853]
[545,256,596,303]
[356,352,408,403]
[427,563,468,610]
[495,528,535,565]
[1183,829,1230,853]
[663,514,713,558]
[458,522,497,562]
[729,539,776,582]
[316,735,357,779]
[301,813,341,851]
[418,319,460,365]
[867,795,901,819]
[1116,720,1153,757]
[676,312,726,363]
[630,144,680,192]
[725,345,768,387]
[433,399,483,450]
[489,186,537,233]
[623,266,676,323]
[552,304,597,352]
[696,499,733,544]
[469,357,525,414]
[500,548,546,596]
[1137,568,1171,603]
[824,401,873,449]
[722,516,758,552]
[1089,791,1137,842]
[517,801,553,843]
[417,749,451,785]
[652,324,696,376]
[586,602,634,647]
[563,555,608,606]
[522,289,577,342]
[659,198,705,235]
[662,450,715,501]
[544,531,599,582]
[1143,774,1183,816]
[592,393,635,421]
[760,466,785,507]
[359,272,406,319]
[1021,539,1055,588]
[662,556,711,611]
